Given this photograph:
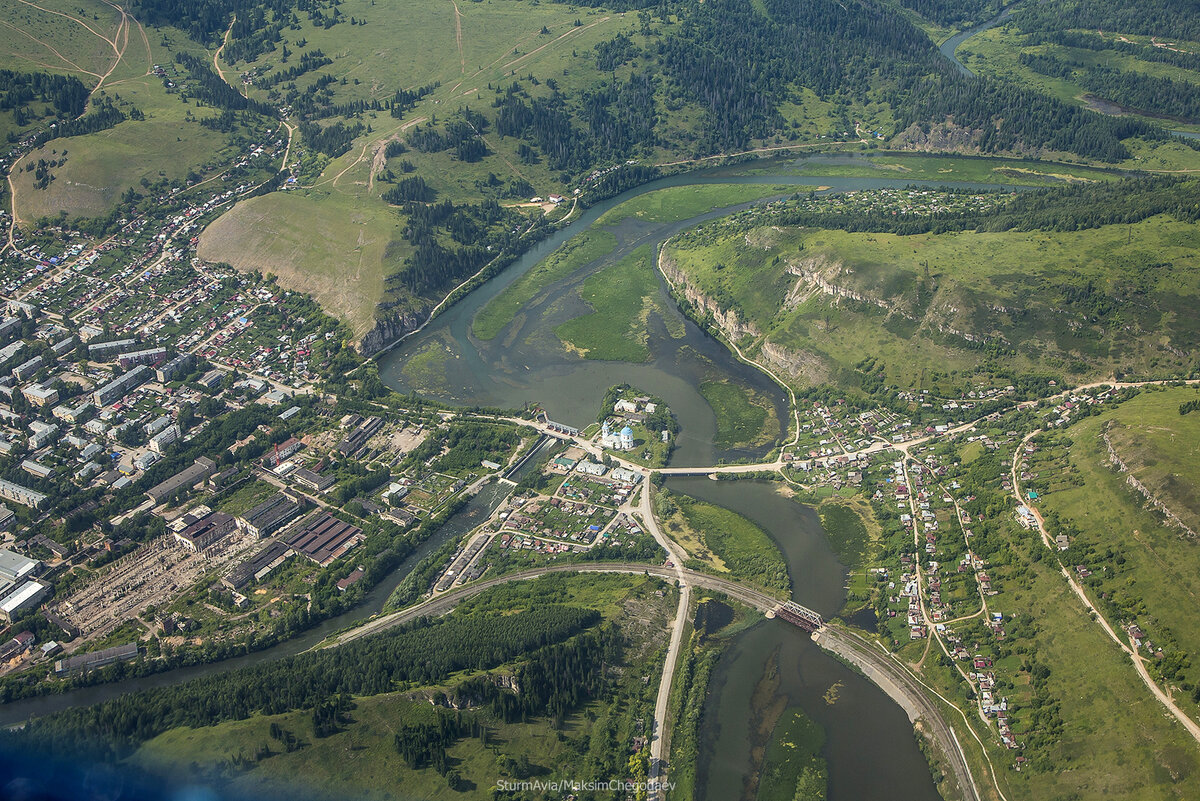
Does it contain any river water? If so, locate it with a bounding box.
[667,479,941,801]
[373,158,996,799]
[376,160,1025,466]
[5,157,1020,789]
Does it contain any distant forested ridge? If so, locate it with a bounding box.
[1025,31,1200,74]
[137,0,1185,170]
[895,0,999,27]
[653,0,1164,161]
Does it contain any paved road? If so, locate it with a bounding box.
[322,560,987,801]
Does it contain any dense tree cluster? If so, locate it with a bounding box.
[403,422,521,474]
[1019,52,1200,122]
[174,52,274,115]
[0,70,88,125]
[768,177,1200,236]
[296,119,364,157]
[9,605,601,761]
[893,71,1160,161]
[29,98,126,148]
[594,32,640,72]
[381,175,434,204]
[1013,0,1200,42]
[387,197,527,297]
[255,50,332,89]
[389,84,437,119]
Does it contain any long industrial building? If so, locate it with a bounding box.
[54,642,138,675]
[174,511,236,553]
[222,541,291,590]
[286,512,364,567]
[237,493,301,538]
[146,456,216,505]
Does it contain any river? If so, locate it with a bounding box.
[938,3,1200,140]
[374,157,998,799]
[376,159,1023,467]
[5,157,1021,787]
[667,479,941,801]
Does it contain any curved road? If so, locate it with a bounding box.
[325,562,779,647]
[323,561,981,801]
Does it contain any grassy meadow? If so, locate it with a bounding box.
[698,379,779,450]
[554,244,672,362]
[1035,387,1200,721]
[198,189,403,339]
[781,152,1126,185]
[661,492,791,597]
[472,229,616,341]
[2,2,261,223]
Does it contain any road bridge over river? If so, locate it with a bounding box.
[323,561,980,801]
[325,562,797,647]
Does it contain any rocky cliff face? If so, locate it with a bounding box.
[785,254,987,344]
[891,121,984,154]
[658,253,760,341]
[358,308,428,356]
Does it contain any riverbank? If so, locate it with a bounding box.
[813,627,982,801]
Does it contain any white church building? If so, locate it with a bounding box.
[600,420,635,451]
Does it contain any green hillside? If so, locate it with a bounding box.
[662,182,1200,397]
[7,0,1200,347]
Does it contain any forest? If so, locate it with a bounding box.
[1012,0,1200,42]
[896,0,998,27]
[9,605,603,760]
[385,196,532,298]
[767,176,1200,236]
[0,71,88,129]
[1019,52,1200,122]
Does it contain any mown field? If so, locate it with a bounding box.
[664,212,1200,395]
